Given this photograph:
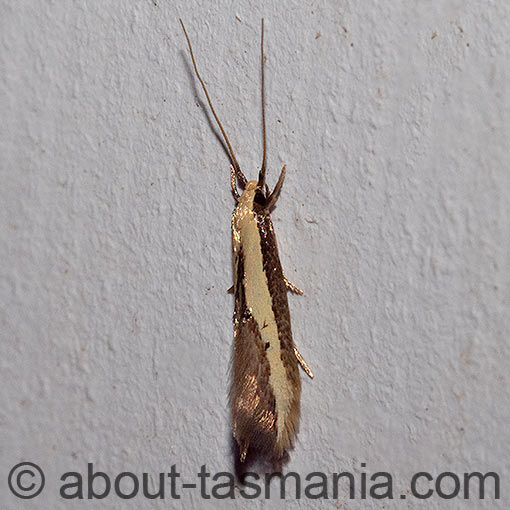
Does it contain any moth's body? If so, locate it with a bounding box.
[231,181,301,460]
[180,19,313,464]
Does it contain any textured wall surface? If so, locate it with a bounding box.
[1,1,509,508]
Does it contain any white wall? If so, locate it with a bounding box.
[2,1,509,508]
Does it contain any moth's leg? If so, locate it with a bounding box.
[294,346,314,379]
[230,164,240,201]
[284,275,303,295]
[227,285,234,294]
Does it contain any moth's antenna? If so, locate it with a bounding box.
[257,18,267,191]
[179,19,246,187]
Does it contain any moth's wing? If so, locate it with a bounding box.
[256,214,302,453]
[230,314,280,457]
[229,251,278,458]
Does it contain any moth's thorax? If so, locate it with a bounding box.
[232,181,258,252]
[238,180,258,208]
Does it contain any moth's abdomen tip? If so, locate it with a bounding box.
[240,443,248,463]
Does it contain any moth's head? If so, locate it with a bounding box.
[245,180,258,192]
[243,180,267,207]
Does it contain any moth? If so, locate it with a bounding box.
[180,19,313,463]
